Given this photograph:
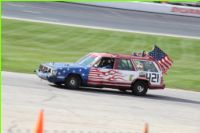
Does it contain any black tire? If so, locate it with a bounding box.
[65,75,81,89]
[132,81,148,96]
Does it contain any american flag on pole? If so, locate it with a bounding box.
[148,45,173,74]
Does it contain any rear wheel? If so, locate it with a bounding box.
[132,81,148,96]
[65,75,81,89]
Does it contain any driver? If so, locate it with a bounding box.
[102,59,114,69]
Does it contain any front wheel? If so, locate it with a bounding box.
[132,81,148,96]
[65,75,81,89]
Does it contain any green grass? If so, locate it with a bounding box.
[2,18,200,91]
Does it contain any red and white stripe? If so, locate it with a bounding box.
[158,56,173,73]
[88,68,130,87]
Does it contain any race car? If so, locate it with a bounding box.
[36,47,172,96]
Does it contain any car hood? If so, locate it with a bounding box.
[43,62,74,69]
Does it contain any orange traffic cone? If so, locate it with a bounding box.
[34,110,44,133]
[142,123,148,133]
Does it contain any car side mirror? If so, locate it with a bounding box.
[93,64,98,68]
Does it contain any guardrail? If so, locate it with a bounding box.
[82,2,200,17]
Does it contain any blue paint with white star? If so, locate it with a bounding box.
[38,62,90,85]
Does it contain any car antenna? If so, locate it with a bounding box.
[142,50,146,57]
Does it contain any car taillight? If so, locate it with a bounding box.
[161,76,164,84]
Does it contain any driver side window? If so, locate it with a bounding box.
[94,57,115,69]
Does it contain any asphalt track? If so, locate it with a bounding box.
[2,2,200,38]
[2,2,200,133]
[3,72,200,132]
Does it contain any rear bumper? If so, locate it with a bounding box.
[149,83,165,89]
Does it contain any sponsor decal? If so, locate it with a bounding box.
[129,75,134,81]
[57,76,65,79]
[171,7,200,15]
[139,72,146,77]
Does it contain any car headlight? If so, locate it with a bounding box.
[50,69,57,76]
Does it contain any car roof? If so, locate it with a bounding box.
[89,52,155,61]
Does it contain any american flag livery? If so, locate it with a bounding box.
[36,52,166,95]
[148,45,173,73]
[88,68,130,87]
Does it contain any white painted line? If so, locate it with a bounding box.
[38,17,58,21]
[21,10,41,14]
[7,3,25,7]
[2,16,200,40]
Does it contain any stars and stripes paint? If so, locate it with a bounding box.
[88,68,130,87]
[148,45,173,73]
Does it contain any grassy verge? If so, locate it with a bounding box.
[2,19,200,91]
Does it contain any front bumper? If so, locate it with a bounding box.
[36,70,49,80]
[36,69,64,83]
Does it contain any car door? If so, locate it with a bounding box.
[87,57,116,86]
[110,58,138,87]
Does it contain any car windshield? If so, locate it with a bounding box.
[76,55,98,66]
